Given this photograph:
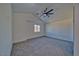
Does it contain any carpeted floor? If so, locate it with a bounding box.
[11,36,73,56]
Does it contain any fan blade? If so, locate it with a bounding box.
[44,8,47,12]
[46,9,54,13]
[48,13,54,15]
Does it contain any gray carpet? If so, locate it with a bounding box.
[11,36,73,56]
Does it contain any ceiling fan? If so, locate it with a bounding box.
[40,8,55,17]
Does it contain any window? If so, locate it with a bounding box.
[34,24,40,32]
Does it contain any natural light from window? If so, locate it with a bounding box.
[34,24,40,32]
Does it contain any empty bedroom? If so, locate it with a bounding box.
[11,3,73,56]
[0,3,74,56]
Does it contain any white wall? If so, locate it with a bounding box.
[46,5,73,42]
[74,4,79,56]
[0,4,12,55]
[46,19,73,42]
[13,13,45,43]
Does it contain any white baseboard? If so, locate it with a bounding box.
[13,35,44,44]
[46,35,73,42]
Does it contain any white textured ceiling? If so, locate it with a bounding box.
[12,3,73,23]
[12,3,55,13]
